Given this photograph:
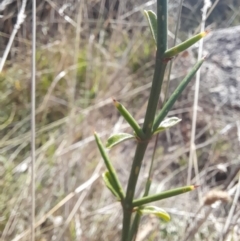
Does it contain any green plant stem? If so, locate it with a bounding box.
[113,99,145,139]
[129,213,141,241]
[143,136,158,197]
[94,132,125,200]
[157,0,168,55]
[142,62,167,137]
[142,0,168,137]
[129,136,158,241]
[163,31,208,58]
[122,142,148,241]
[121,2,168,240]
[153,57,205,132]
[132,185,196,207]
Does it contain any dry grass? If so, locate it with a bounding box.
[1,1,240,240]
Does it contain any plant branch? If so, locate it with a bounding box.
[142,0,168,137]
[153,57,205,132]
[133,185,196,207]
[121,2,168,240]
[122,142,148,241]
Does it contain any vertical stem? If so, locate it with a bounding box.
[121,1,168,240]
[142,61,167,136]
[129,135,159,241]
[31,0,36,240]
[132,4,185,237]
[157,0,168,54]
[142,0,168,136]
[129,213,141,241]
[124,143,149,204]
[122,142,148,241]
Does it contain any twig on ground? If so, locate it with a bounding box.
[0,0,27,72]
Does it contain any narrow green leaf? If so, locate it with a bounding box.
[94,132,125,200]
[113,99,145,139]
[153,57,205,132]
[163,31,209,58]
[102,171,120,200]
[144,10,157,45]
[132,185,197,207]
[138,206,170,222]
[153,117,181,135]
[106,133,135,149]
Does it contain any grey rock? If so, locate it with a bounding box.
[202,26,240,108]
